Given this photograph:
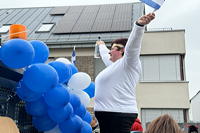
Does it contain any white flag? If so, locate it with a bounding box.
[71,46,76,65]
[140,0,165,10]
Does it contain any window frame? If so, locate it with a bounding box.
[0,24,11,34]
[36,23,55,33]
[140,54,184,82]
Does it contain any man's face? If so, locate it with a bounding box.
[109,44,124,62]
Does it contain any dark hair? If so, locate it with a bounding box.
[188,125,198,133]
[111,38,128,48]
[111,38,128,56]
[145,114,183,133]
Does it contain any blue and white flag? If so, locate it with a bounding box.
[140,0,165,10]
[71,46,76,65]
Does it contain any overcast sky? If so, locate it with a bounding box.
[0,0,199,98]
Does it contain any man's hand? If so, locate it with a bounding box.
[96,40,105,45]
[137,13,155,26]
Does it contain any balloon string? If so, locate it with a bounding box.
[0,30,29,39]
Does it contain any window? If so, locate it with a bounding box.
[36,23,54,32]
[140,55,183,81]
[0,25,10,34]
[141,108,184,129]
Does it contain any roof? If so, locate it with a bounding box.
[190,90,200,102]
[0,3,144,48]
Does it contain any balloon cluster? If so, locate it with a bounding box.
[0,39,95,133]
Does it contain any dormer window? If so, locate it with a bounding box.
[0,25,10,34]
[36,23,54,32]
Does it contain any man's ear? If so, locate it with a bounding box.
[120,48,124,53]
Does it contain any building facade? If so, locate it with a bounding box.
[0,2,190,129]
[138,30,189,128]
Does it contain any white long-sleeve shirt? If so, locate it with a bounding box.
[94,23,144,113]
[99,44,113,66]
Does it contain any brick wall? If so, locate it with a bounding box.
[68,56,95,81]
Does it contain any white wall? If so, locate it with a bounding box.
[136,82,190,109]
[142,30,185,55]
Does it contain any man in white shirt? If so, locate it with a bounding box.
[94,13,155,133]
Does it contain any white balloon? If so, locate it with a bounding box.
[44,125,61,133]
[70,89,90,107]
[68,72,91,90]
[55,58,71,65]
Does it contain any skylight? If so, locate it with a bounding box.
[0,25,10,34]
[37,23,54,32]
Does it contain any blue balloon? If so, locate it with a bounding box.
[0,39,34,69]
[25,97,48,116]
[23,64,59,93]
[16,80,42,102]
[44,84,70,108]
[30,40,49,64]
[48,103,73,123]
[80,121,92,133]
[82,111,92,124]
[74,104,86,118]
[69,93,81,111]
[0,47,2,59]
[49,61,72,83]
[63,64,78,84]
[83,82,95,98]
[68,64,78,75]
[32,115,57,132]
[59,115,82,133]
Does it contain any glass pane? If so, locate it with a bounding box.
[142,56,159,81]
[141,55,181,81]
[37,24,54,32]
[159,55,181,80]
[0,25,10,33]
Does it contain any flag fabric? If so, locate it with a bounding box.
[140,0,165,10]
[71,46,76,65]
